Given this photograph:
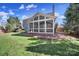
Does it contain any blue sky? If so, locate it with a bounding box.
[0,3,69,26]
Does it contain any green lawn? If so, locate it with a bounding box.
[0,32,79,56]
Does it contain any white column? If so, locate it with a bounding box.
[28,23,30,33]
[45,21,46,33]
[38,16,40,32]
[33,22,34,32]
[38,21,40,32]
[53,19,55,35]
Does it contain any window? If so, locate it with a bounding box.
[46,17,49,19]
[34,22,38,28]
[34,16,38,20]
[34,29,38,32]
[39,16,44,20]
[40,21,45,28]
[46,29,53,32]
[46,21,53,28]
[40,29,45,32]
[47,23,53,28]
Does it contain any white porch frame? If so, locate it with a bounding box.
[28,16,54,33]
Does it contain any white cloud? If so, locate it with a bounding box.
[21,15,29,20]
[2,6,6,9]
[41,8,46,11]
[8,10,15,15]
[0,11,8,26]
[55,12,65,25]
[1,15,8,24]
[55,12,65,19]
[19,4,25,9]
[0,12,8,16]
[59,15,65,19]
[2,15,9,20]
[55,12,60,17]
[26,4,37,10]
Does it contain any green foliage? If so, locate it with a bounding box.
[7,16,20,26]
[64,3,79,34]
[0,26,4,30]
[0,26,2,29]
[5,23,13,32]
[6,16,21,32]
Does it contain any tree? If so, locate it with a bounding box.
[6,16,21,32]
[0,26,2,30]
[0,26,4,29]
[64,3,79,35]
[7,16,20,27]
[5,23,12,32]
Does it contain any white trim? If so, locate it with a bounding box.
[33,18,34,32]
[38,21,40,32]
[28,32,54,34]
[53,18,55,35]
[29,28,53,33]
[28,23,30,32]
[33,19,52,22]
[29,28,53,29]
[29,19,53,23]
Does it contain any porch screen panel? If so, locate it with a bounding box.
[34,22,38,28]
[40,29,45,32]
[40,21,45,28]
[34,29,38,32]
[46,29,53,32]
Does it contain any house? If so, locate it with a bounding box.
[23,13,56,34]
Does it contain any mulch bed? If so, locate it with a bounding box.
[25,32,79,40]
[26,32,67,40]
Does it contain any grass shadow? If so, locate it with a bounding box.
[29,40,44,46]
[26,40,79,56]
[27,37,38,40]
[11,32,32,37]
